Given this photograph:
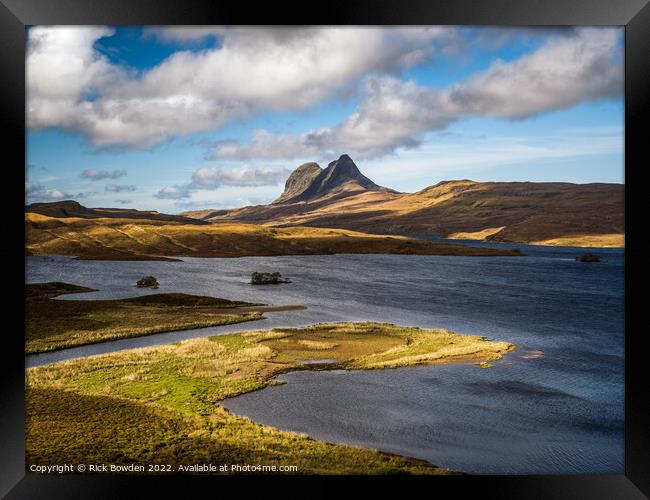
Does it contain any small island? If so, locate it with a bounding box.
[136,276,159,288]
[575,253,602,263]
[251,271,291,285]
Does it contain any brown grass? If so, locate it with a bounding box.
[25,212,521,260]
[447,226,507,240]
[26,321,515,474]
[25,282,264,353]
[200,180,624,248]
[530,233,624,248]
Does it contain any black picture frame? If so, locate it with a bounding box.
[2,1,648,497]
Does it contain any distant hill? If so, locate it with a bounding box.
[27,200,208,225]
[25,212,519,260]
[182,155,624,248]
[28,155,624,253]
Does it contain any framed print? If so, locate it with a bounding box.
[1,0,649,497]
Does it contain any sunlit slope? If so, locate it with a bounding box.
[26,199,208,225]
[25,213,520,260]
[194,180,624,248]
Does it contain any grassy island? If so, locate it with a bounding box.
[26,282,270,353]
[26,322,515,474]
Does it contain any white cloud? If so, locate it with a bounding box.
[170,182,280,211]
[155,165,290,199]
[26,180,93,202]
[35,175,58,182]
[41,189,67,200]
[105,184,137,192]
[81,168,127,180]
[154,184,192,199]
[361,125,624,189]
[25,181,44,196]
[448,28,622,119]
[142,26,226,43]
[215,28,623,161]
[27,26,124,131]
[174,194,273,211]
[28,26,450,149]
[191,165,290,189]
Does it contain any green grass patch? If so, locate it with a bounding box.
[27,321,515,474]
[25,282,264,353]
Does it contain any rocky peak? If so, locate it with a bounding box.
[273,154,384,204]
[315,154,380,195]
[273,162,322,204]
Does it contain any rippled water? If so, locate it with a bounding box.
[26,241,624,474]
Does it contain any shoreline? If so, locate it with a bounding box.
[417,235,625,250]
[27,305,307,356]
[26,236,626,264]
[26,314,261,355]
[26,322,515,474]
[219,346,519,470]
[27,247,522,261]
[26,282,307,355]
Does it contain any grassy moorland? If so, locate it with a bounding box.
[25,212,521,260]
[191,177,624,249]
[448,229,625,248]
[26,322,515,474]
[26,282,266,354]
[529,233,625,248]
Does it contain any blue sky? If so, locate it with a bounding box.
[26,26,624,212]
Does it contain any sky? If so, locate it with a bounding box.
[26,26,624,213]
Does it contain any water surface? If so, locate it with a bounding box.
[26,242,624,474]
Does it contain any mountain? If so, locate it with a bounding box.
[25,166,521,260]
[183,155,624,248]
[30,155,625,252]
[27,200,208,225]
[272,154,395,204]
[183,155,403,226]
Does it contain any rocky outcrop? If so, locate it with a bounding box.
[272,154,392,204]
[575,253,602,262]
[251,272,291,285]
[273,162,323,204]
[136,276,159,288]
[307,154,382,198]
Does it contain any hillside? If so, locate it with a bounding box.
[27,200,208,225]
[184,155,624,248]
[25,212,520,260]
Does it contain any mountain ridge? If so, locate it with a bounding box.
[273,162,323,204]
[182,155,624,248]
[27,154,625,249]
